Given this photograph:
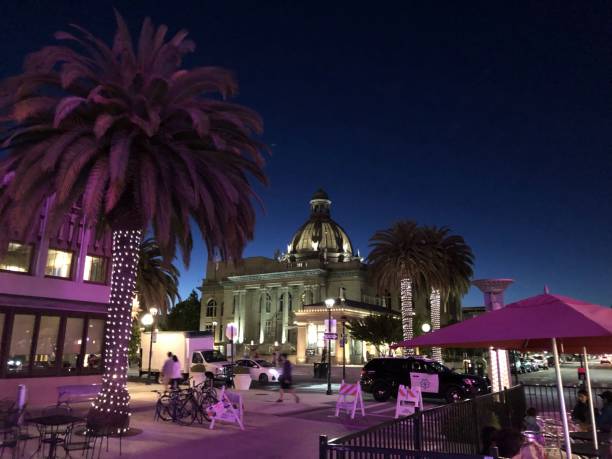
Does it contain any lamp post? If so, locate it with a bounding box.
[324,298,335,395]
[141,307,158,385]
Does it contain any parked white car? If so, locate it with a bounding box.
[235,359,281,383]
[601,355,611,365]
[531,355,549,370]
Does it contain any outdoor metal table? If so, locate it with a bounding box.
[28,414,83,459]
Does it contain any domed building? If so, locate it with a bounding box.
[284,189,357,264]
[199,189,400,364]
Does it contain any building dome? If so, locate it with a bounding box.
[286,189,355,262]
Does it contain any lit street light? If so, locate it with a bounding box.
[421,323,432,333]
[324,298,335,395]
[141,308,158,384]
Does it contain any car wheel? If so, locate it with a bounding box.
[372,381,392,402]
[259,373,269,384]
[445,386,463,403]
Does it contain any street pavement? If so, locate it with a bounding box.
[516,362,612,387]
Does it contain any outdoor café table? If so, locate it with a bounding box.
[28,414,83,459]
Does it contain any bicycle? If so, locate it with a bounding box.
[154,387,198,426]
[191,377,219,423]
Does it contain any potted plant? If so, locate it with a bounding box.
[233,365,252,390]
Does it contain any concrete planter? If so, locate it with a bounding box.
[233,374,252,390]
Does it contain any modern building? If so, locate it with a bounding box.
[200,190,461,364]
[0,200,111,404]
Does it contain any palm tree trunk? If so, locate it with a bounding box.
[88,229,143,432]
[430,288,443,363]
[400,277,414,355]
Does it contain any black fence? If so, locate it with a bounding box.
[522,384,611,421]
[320,386,525,459]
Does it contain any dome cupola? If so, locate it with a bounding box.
[285,189,355,263]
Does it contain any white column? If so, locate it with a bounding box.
[258,289,265,344]
[238,291,246,343]
[281,286,289,343]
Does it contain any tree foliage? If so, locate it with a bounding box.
[165,289,200,331]
[346,314,402,356]
[136,238,180,314]
[0,10,267,264]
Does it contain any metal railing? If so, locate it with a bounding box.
[320,386,525,459]
[522,384,610,421]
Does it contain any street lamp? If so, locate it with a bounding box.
[141,308,158,384]
[421,323,432,333]
[324,298,335,395]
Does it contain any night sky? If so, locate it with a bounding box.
[1,2,611,307]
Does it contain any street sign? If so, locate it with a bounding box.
[324,333,338,340]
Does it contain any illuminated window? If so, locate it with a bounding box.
[32,316,60,372]
[0,242,33,273]
[206,299,217,317]
[84,319,104,369]
[7,314,35,373]
[84,255,108,283]
[264,320,273,337]
[62,318,84,372]
[45,248,73,278]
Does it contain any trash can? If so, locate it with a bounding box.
[313,362,321,378]
[317,363,329,379]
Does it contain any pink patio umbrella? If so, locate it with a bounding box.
[392,293,612,458]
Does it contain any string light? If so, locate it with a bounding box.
[400,278,414,356]
[430,288,442,362]
[90,229,142,434]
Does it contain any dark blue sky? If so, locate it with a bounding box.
[1,1,611,306]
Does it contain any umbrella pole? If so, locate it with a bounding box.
[552,337,572,458]
[582,346,598,450]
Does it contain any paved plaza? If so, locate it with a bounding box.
[19,382,434,459]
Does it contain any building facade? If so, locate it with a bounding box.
[0,200,111,404]
[200,190,461,364]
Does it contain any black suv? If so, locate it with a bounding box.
[360,357,490,403]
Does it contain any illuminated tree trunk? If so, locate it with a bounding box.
[430,288,443,362]
[89,229,142,432]
[400,277,414,356]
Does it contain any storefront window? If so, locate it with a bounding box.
[62,318,84,372]
[0,242,33,273]
[84,319,104,369]
[7,314,35,374]
[45,249,73,278]
[83,255,108,283]
[32,316,60,372]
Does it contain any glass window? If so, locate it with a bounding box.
[0,242,33,273]
[84,255,108,283]
[84,319,104,370]
[206,300,217,317]
[62,318,84,372]
[32,316,60,372]
[192,353,203,364]
[45,248,73,278]
[7,314,35,374]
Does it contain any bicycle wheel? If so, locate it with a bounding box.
[156,394,174,422]
[175,397,197,426]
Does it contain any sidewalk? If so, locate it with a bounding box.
[20,381,432,459]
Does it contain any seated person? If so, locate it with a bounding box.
[596,391,612,433]
[571,389,591,429]
[523,407,541,432]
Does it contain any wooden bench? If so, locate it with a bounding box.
[57,384,101,406]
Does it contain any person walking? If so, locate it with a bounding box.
[596,390,612,432]
[161,352,174,388]
[170,354,182,389]
[277,354,299,403]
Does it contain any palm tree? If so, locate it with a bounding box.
[136,238,180,315]
[367,221,435,355]
[0,12,265,430]
[421,226,474,362]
